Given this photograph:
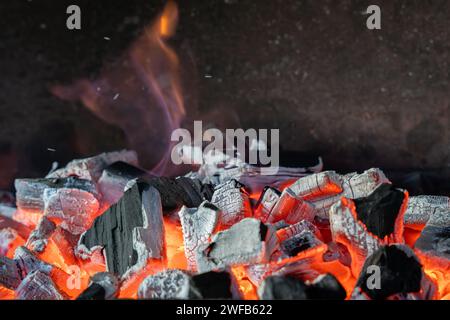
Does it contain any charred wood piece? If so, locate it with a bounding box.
[78,181,165,278]
[258,275,308,300]
[0,246,53,290]
[306,274,347,300]
[179,202,219,271]
[258,273,346,300]
[46,149,138,182]
[140,176,213,212]
[25,217,56,252]
[15,177,98,212]
[278,221,323,257]
[254,187,281,223]
[98,161,149,205]
[352,245,425,300]
[191,270,242,299]
[138,269,201,299]
[329,184,407,273]
[415,207,450,260]
[15,270,64,300]
[77,272,118,300]
[353,183,406,239]
[211,179,252,227]
[43,188,100,235]
[288,171,343,200]
[197,218,278,272]
[404,196,449,229]
[341,168,390,199]
[268,188,315,224]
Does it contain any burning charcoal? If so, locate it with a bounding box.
[278,221,323,257]
[288,171,343,200]
[197,218,278,272]
[210,179,252,227]
[15,270,64,300]
[98,161,149,205]
[77,272,118,300]
[142,176,213,211]
[191,270,242,299]
[341,168,389,199]
[255,187,281,223]
[15,177,98,212]
[353,184,406,239]
[0,256,22,289]
[14,246,53,277]
[268,188,315,224]
[46,149,138,182]
[0,228,23,257]
[138,269,201,299]
[178,202,219,271]
[352,245,424,300]
[78,181,165,278]
[329,184,407,273]
[309,168,390,219]
[26,216,56,252]
[404,195,449,229]
[306,274,346,300]
[43,188,100,235]
[415,207,450,260]
[189,147,322,193]
[0,215,30,240]
[258,275,308,300]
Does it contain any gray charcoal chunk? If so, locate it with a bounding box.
[197,218,278,272]
[138,269,201,299]
[415,208,450,259]
[0,256,22,289]
[179,202,219,271]
[15,177,98,212]
[211,179,251,227]
[46,150,138,182]
[15,270,64,300]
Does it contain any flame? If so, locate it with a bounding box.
[51,1,184,174]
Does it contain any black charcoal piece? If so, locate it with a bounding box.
[78,181,164,277]
[98,161,150,205]
[15,270,64,300]
[258,275,308,300]
[354,183,404,238]
[77,272,118,300]
[306,274,346,300]
[281,232,320,257]
[197,218,278,272]
[355,245,422,300]
[192,271,240,299]
[15,177,98,212]
[138,269,201,299]
[104,161,148,179]
[142,176,213,211]
[415,208,450,259]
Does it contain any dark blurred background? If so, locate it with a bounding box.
[0,0,448,193]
